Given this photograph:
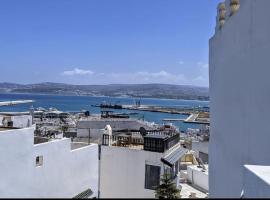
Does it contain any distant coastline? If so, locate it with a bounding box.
[0,91,209,102]
[0,82,209,101]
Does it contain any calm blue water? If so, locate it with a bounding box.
[0,93,209,132]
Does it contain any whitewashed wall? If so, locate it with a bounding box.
[243,165,270,198]
[192,141,208,157]
[209,0,270,197]
[100,146,164,198]
[187,166,208,192]
[0,126,98,198]
[0,115,32,128]
[77,119,152,131]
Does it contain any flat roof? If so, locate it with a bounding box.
[244,165,270,185]
[188,164,209,175]
[179,183,208,198]
[0,127,20,131]
[144,134,168,139]
[0,112,31,116]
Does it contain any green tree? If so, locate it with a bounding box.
[155,173,181,199]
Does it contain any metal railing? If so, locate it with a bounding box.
[102,130,180,152]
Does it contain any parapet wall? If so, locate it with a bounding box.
[215,0,241,31]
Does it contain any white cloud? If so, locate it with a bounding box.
[60,68,208,86]
[197,62,209,69]
[178,60,184,65]
[62,68,94,76]
[193,76,206,82]
[97,70,188,84]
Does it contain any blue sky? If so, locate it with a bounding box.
[0,0,220,87]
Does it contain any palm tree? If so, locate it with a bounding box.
[155,173,181,199]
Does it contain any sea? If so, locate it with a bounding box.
[0,93,209,132]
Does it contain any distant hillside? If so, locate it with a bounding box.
[0,82,209,101]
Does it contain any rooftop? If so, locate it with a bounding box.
[188,164,209,176]
[71,142,90,150]
[102,129,180,153]
[179,183,208,198]
[0,127,20,131]
[244,165,270,185]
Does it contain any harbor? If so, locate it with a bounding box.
[0,94,210,132]
[0,97,210,199]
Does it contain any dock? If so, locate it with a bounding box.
[0,100,35,107]
[183,113,210,125]
[163,113,210,125]
[162,118,186,121]
[122,105,192,115]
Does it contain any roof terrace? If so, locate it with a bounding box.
[102,129,180,153]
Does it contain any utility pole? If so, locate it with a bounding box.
[88,128,91,144]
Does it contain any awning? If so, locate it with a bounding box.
[161,146,188,167]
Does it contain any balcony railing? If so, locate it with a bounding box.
[102,130,180,153]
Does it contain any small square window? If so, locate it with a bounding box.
[36,156,43,167]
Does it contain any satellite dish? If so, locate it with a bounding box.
[139,127,147,137]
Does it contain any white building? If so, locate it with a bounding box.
[0,114,99,198]
[187,165,208,193]
[99,130,188,198]
[210,0,270,198]
[77,117,155,144]
[0,113,32,128]
[192,136,209,164]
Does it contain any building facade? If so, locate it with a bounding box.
[99,130,187,198]
[0,115,99,198]
[209,0,270,197]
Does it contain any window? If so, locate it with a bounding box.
[199,151,208,164]
[145,164,160,190]
[144,137,165,153]
[36,156,43,167]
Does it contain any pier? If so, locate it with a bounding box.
[162,113,210,125]
[162,118,186,121]
[0,100,35,107]
[122,105,192,115]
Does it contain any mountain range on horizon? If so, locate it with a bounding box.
[0,82,209,101]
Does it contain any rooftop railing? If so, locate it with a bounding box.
[102,130,180,153]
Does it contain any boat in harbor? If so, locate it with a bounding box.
[101,110,129,119]
[92,101,123,109]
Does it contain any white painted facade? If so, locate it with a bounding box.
[100,146,164,198]
[209,0,270,197]
[100,143,186,198]
[187,165,208,192]
[0,115,32,128]
[191,140,208,158]
[77,118,154,144]
[243,165,270,198]
[77,118,153,131]
[0,125,99,198]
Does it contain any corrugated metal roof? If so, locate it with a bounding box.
[161,146,188,167]
[72,188,93,199]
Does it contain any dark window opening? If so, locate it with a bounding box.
[145,164,161,190]
[36,155,43,167]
